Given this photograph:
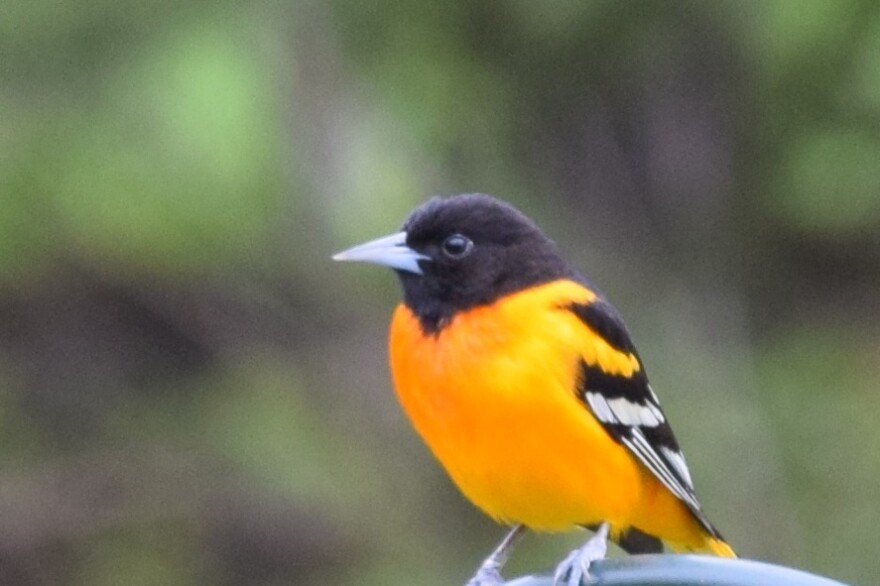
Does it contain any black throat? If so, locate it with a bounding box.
[393,193,577,335]
[396,251,575,336]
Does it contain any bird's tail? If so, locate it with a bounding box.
[613,527,663,554]
[667,533,737,558]
[612,526,737,558]
[594,512,737,557]
[702,536,737,558]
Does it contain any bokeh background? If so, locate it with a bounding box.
[3,1,880,585]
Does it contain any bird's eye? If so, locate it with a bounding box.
[441,234,473,259]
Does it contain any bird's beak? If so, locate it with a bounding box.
[333,231,428,275]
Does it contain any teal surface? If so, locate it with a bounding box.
[505,555,850,586]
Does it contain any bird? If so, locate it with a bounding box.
[333,193,735,586]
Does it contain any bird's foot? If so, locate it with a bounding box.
[464,524,527,586]
[464,562,504,586]
[553,522,609,586]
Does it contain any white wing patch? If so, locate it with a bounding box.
[661,445,694,489]
[620,428,701,512]
[585,392,615,423]
[647,384,660,404]
[585,392,665,427]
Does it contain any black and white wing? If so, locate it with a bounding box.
[568,298,722,538]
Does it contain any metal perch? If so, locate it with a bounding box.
[503,554,850,586]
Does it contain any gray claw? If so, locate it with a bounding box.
[552,523,609,586]
[465,564,504,586]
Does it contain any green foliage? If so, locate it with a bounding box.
[776,128,880,234]
[1,7,281,280]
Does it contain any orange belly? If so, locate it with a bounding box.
[388,281,652,532]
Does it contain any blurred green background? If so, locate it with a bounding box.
[2,1,879,585]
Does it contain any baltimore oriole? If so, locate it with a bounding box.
[334,194,735,585]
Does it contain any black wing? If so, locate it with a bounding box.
[568,299,722,538]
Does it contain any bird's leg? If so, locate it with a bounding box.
[464,524,527,586]
[553,522,609,586]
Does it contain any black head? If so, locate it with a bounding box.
[398,194,574,330]
[334,194,575,333]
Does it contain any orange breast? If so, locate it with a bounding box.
[388,280,645,531]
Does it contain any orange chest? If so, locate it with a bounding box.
[388,295,583,446]
[386,283,643,529]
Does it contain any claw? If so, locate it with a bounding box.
[553,523,609,586]
[464,564,505,586]
[463,525,527,586]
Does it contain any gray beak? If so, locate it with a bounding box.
[332,231,428,275]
